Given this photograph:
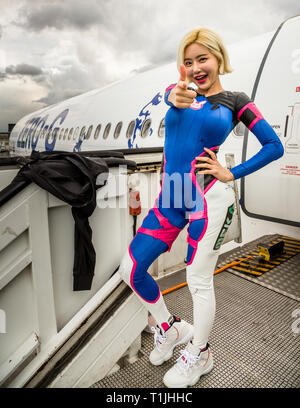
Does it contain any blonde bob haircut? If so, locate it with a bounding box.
[177,27,233,79]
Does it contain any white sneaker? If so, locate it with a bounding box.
[149,316,194,366]
[163,341,213,388]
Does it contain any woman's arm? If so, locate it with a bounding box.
[164,84,176,107]
[230,93,284,180]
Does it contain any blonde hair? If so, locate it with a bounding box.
[177,27,233,79]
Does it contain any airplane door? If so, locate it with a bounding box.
[241,15,300,227]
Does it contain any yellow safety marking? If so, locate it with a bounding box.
[277,253,292,259]
[285,251,300,257]
[253,260,281,268]
[267,238,300,249]
[283,243,300,250]
[282,238,300,244]
[239,261,269,272]
[282,237,300,243]
[249,260,276,269]
[280,234,300,241]
[231,266,262,276]
[284,249,297,254]
[283,243,300,249]
[285,242,300,248]
[230,236,300,278]
[281,236,300,244]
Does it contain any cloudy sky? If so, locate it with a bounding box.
[0,0,299,131]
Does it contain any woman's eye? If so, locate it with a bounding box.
[199,58,207,62]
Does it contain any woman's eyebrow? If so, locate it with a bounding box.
[184,54,208,61]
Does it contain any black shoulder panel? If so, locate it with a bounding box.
[235,91,252,112]
[205,91,240,124]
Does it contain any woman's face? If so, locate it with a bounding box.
[183,42,221,94]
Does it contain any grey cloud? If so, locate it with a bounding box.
[33,61,102,106]
[0,24,2,39]
[5,63,43,76]
[14,0,103,32]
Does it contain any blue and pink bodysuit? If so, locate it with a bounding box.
[118,84,284,314]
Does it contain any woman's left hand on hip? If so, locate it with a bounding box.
[195,147,234,183]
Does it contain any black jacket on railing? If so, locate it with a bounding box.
[0,150,136,291]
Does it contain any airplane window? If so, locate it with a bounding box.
[103,123,111,139]
[68,128,73,140]
[158,118,165,138]
[233,122,245,137]
[141,119,151,138]
[64,128,69,140]
[79,126,86,141]
[73,127,79,140]
[86,125,93,140]
[126,120,136,139]
[94,124,101,139]
[114,122,122,139]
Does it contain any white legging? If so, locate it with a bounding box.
[118,179,235,348]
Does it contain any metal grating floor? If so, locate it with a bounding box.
[91,235,300,388]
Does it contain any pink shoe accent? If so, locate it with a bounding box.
[161,322,170,331]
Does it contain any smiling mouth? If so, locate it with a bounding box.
[194,74,208,83]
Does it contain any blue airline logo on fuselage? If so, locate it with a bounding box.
[128,92,162,149]
[17,109,69,151]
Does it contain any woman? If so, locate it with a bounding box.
[118,27,284,388]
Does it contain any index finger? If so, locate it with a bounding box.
[179,64,187,82]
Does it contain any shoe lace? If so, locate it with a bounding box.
[151,326,166,350]
[175,348,200,374]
